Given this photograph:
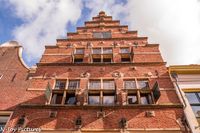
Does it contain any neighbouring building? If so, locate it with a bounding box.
[0,11,188,133]
[169,65,200,133]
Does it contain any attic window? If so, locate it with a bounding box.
[93,32,111,38]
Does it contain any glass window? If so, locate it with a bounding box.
[74,58,83,63]
[93,58,101,63]
[88,95,100,105]
[103,48,112,54]
[75,49,84,54]
[68,80,80,89]
[93,48,101,54]
[51,93,63,104]
[120,48,130,54]
[103,96,115,105]
[89,80,101,89]
[121,57,131,62]
[55,80,66,89]
[141,94,152,105]
[191,106,200,117]
[138,80,149,89]
[0,115,10,129]
[65,94,76,105]
[103,80,115,90]
[124,80,136,89]
[127,95,137,104]
[103,58,112,63]
[185,93,199,104]
[93,32,111,38]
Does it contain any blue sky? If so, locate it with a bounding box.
[0,0,200,67]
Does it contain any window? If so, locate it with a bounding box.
[51,93,63,104]
[89,80,101,89]
[93,58,101,63]
[55,80,66,89]
[120,48,130,54]
[121,57,131,62]
[0,115,10,130]
[103,80,115,90]
[68,80,80,89]
[88,93,100,105]
[93,48,101,54]
[75,49,84,54]
[93,32,111,38]
[103,48,112,54]
[185,92,200,121]
[127,94,137,104]
[74,58,83,63]
[88,79,116,105]
[124,79,152,105]
[65,93,76,105]
[138,80,149,89]
[103,58,112,63]
[103,93,115,105]
[124,80,136,89]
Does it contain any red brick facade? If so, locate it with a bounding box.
[0,11,187,133]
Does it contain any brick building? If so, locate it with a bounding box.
[0,11,187,133]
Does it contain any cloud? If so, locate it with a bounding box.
[7,0,83,62]
[85,0,200,65]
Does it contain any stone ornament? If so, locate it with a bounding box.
[112,71,123,78]
[80,72,90,78]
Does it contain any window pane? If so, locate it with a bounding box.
[93,32,111,38]
[141,94,151,105]
[65,94,76,105]
[89,96,100,105]
[89,80,101,89]
[103,80,115,89]
[191,106,200,117]
[103,58,112,63]
[0,115,9,129]
[51,93,63,104]
[185,93,199,104]
[103,48,112,54]
[68,80,80,89]
[74,58,83,63]
[93,49,101,54]
[127,95,137,104]
[120,48,129,54]
[138,80,149,89]
[102,32,111,38]
[121,58,131,62]
[124,81,136,89]
[93,58,101,63]
[103,96,115,105]
[55,80,66,89]
[75,49,84,54]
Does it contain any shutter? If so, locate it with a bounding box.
[45,82,52,102]
[152,81,161,103]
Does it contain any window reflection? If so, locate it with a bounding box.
[89,80,101,89]
[103,80,115,89]
[124,80,136,89]
[127,95,137,104]
[185,93,199,104]
[88,95,100,105]
[138,80,149,89]
[103,96,115,105]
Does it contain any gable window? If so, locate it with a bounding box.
[65,93,76,105]
[89,80,101,89]
[93,48,101,54]
[124,80,137,89]
[103,93,115,105]
[120,48,131,63]
[103,48,112,54]
[51,93,63,104]
[88,93,100,105]
[55,80,66,89]
[93,32,111,38]
[75,49,84,54]
[103,80,115,90]
[138,80,149,89]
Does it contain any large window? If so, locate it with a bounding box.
[124,79,152,105]
[74,48,84,63]
[51,79,79,105]
[120,48,131,63]
[93,32,111,38]
[75,49,84,54]
[88,79,116,105]
[92,48,113,63]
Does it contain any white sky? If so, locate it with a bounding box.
[5,0,200,66]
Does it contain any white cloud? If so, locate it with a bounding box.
[8,0,83,62]
[85,0,200,65]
